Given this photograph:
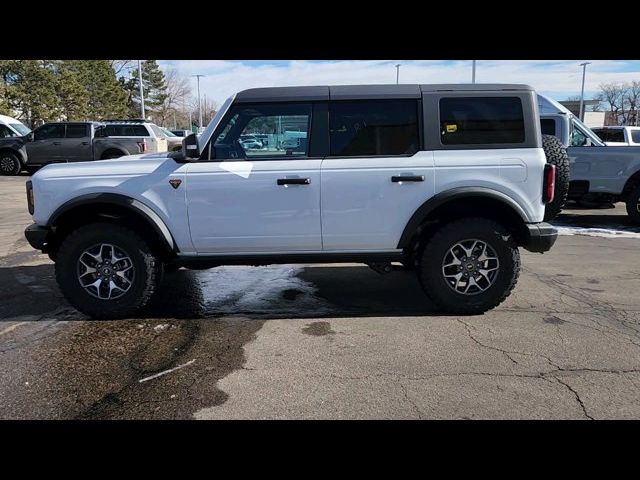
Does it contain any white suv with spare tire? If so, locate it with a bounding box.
[24,84,563,319]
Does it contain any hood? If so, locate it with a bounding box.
[32,153,177,180]
[537,94,573,116]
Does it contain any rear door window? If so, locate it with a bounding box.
[439,97,525,145]
[328,99,419,156]
[65,124,89,138]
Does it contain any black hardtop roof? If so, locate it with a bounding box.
[235,84,535,103]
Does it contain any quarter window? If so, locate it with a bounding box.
[329,100,419,156]
[632,130,640,144]
[211,103,312,160]
[440,97,525,145]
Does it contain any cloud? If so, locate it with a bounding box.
[158,60,640,107]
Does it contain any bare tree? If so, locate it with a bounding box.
[154,69,192,126]
[597,82,630,125]
[109,60,135,77]
[626,81,640,126]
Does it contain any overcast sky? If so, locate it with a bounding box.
[158,60,640,108]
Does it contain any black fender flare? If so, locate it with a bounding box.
[47,193,177,252]
[397,187,530,249]
[99,147,130,159]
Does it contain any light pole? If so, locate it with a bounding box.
[579,62,591,122]
[471,60,476,84]
[192,74,205,130]
[137,60,146,119]
[395,64,401,84]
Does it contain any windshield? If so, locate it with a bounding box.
[570,117,605,147]
[9,122,31,136]
[149,124,166,138]
[162,128,178,137]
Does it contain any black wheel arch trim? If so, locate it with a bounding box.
[47,193,177,252]
[397,187,530,249]
[0,146,27,166]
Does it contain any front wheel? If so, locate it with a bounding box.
[625,185,640,224]
[0,152,22,176]
[417,218,521,315]
[55,223,162,319]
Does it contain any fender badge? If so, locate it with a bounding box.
[169,179,182,189]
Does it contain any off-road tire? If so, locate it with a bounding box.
[625,185,640,224]
[55,223,162,319]
[542,134,570,221]
[0,152,22,176]
[417,217,520,315]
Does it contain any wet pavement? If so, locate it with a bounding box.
[1,175,640,419]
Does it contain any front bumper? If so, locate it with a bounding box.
[522,222,558,253]
[24,223,51,252]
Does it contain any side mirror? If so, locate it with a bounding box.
[182,133,201,159]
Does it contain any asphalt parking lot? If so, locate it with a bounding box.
[1,174,640,419]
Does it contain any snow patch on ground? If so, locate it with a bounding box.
[196,265,331,315]
[555,226,640,239]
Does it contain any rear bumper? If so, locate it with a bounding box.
[24,223,51,252]
[522,222,558,253]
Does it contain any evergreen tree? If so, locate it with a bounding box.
[54,60,89,120]
[80,60,128,120]
[0,60,61,126]
[125,60,168,119]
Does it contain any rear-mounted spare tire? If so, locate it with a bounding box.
[542,134,570,221]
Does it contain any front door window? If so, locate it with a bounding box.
[211,103,312,160]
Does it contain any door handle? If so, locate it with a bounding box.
[52,142,61,146]
[277,178,311,186]
[81,141,90,145]
[391,175,424,182]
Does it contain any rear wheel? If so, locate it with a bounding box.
[625,185,640,224]
[417,218,520,315]
[101,150,125,160]
[55,223,162,319]
[0,152,22,176]
[542,134,570,221]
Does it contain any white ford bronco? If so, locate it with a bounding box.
[24,84,559,318]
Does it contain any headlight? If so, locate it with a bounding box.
[26,180,34,214]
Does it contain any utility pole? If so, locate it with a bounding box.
[579,62,591,122]
[138,60,146,119]
[395,64,401,84]
[192,74,204,130]
[472,60,476,84]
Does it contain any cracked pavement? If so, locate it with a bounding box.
[1,175,640,419]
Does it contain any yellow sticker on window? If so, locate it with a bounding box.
[446,124,458,133]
